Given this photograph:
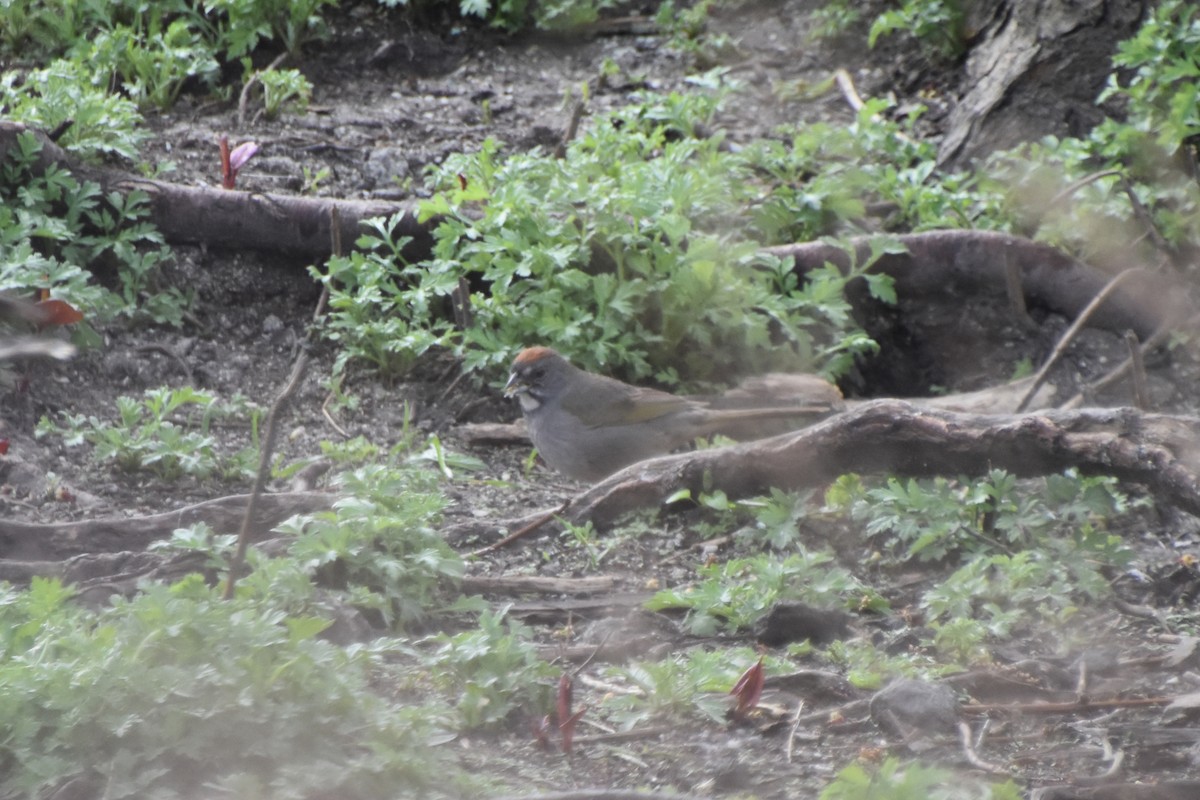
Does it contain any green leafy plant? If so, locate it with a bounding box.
[270,464,463,628]
[301,164,331,194]
[317,83,896,387]
[37,386,261,481]
[867,0,967,58]
[828,469,1141,662]
[601,647,775,728]
[654,0,736,64]
[87,19,221,110]
[0,60,148,162]
[206,0,337,58]
[310,213,450,378]
[809,0,863,40]
[254,65,312,118]
[821,756,1022,800]
[0,576,454,799]
[0,131,184,326]
[1099,0,1200,151]
[418,606,556,729]
[646,547,883,636]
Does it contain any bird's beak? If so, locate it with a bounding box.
[503,372,524,398]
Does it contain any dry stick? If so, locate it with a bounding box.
[834,68,918,148]
[468,501,570,557]
[572,725,674,746]
[490,792,702,800]
[961,695,1175,715]
[957,720,1006,775]
[1047,168,1123,207]
[1002,252,1029,321]
[784,700,806,763]
[1120,175,1175,261]
[223,349,309,599]
[554,100,586,160]
[224,207,342,598]
[833,67,866,112]
[1015,268,1152,412]
[318,208,351,439]
[1124,330,1151,409]
[1061,314,1197,408]
[237,52,288,128]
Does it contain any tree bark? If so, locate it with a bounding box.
[554,401,1200,532]
[939,0,1148,166]
[0,121,430,260]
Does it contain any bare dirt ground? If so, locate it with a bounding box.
[4,1,1200,797]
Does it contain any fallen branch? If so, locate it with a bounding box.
[0,491,332,562]
[554,401,1200,533]
[0,121,428,260]
[461,574,617,595]
[766,230,1186,340]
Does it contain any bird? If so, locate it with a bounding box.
[504,346,837,482]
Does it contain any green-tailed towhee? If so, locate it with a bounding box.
[504,346,836,482]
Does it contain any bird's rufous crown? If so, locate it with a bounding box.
[512,346,559,365]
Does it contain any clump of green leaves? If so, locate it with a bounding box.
[210,0,338,58]
[318,83,905,386]
[968,0,1200,265]
[415,606,556,729]
[269,464,463,628]
[0,576,455,799]
[821,757,1022,800]
[647,546,883,636]
[829,469,1140,661]
[37,386,261,481]
[310,214,448,378]
[867,0,967,59]
[0,131,185,326]
[654,0,737,65]
[87,19,221,110]
[808,0,863,40]
[254,65,313,118]
[601,647,771,727]
[0,60,148,161]
[1100,0,1200,151]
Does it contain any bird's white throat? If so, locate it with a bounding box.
[517,393,541,412]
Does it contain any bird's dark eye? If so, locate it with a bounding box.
[530,366,545,379]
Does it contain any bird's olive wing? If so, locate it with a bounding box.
[559,376,692,428]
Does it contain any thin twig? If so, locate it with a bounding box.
[572,725,674,746]
[1119,175,1174,262]
[1061,314,1197,408]
[834,68,917,148]
[1016,268,1151,412]
[468,501,569,557]
[958,721,1007,774]
[785,700,806,763]
[554,100,586,159]
[318,208,351,439]
[490,791,702,800]
[961,695,1175,715]
[1048,168,1123,207]
[223,348,308,599]
[320,386,351,438]
[237,52,288,128]
[833,68,866,112]
[1124,330,1150,409]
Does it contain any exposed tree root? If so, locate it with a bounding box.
[467,401,1200,541]
[0,491,332,562]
